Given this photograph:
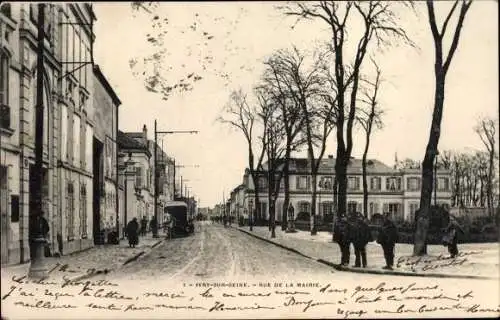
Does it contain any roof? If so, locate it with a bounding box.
[93,65,121,106]
[117,131,149,153]
[261,157,396,174]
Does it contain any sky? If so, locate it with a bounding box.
[92,1,499,208]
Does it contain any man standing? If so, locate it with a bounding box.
[140,216,148,236]
[353,213,371,268]
[443,216,464,258]
[333,214,351,267]
[377,212,398,270]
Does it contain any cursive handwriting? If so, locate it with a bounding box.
[209,301,275,312]
[283,296,336,312]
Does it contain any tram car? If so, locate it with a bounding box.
[164,201,194,237]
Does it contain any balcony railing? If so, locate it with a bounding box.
[0,104,10,129]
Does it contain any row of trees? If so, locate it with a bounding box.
[221,1,493,257]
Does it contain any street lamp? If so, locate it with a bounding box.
[153,119,198,238]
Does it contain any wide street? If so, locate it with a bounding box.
[110,222,335,282]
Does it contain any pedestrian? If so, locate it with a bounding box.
[126,218,139,248]
[149,217,157,235]
[442,216,464,258]
[333,213,351,267]
[352,213,372,268]
[377,212,398,270]
[140,216,148,236]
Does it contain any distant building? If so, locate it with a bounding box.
[230,156,452,223]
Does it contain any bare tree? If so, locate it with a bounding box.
[283,1,413,221]
[414,0,472,256]
[357,60,384,218]
[475,117,498,217]
[261,97,287,238]
[266,47,335,235]
[261,52,307,232]
[218,89,268,231]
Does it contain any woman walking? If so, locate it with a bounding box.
[126,218,139,248]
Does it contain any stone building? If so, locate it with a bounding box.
[1,3,97,264]
[230,156,452,224]
[117,127,153,228]
[92,64,121,243]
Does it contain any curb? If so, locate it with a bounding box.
[235,227,497,280]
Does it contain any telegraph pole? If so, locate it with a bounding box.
[29,3,48,279]
[153,119,197,235]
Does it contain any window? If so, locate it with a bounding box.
[385,177,402,191]
[135,166,143,187]
[437,177,449,191]
[0,50,8,106]
[296,176,309,190]
[369,202,380,216]
[320,201,334,216]
[318,176,333,190]
[73,115,80,165]
[80,185,87,237]
[258,176,267,189]
[370,177,381,191]
[348,201,358,214]
[347,177,360,190]
[385,203,402,221]
[407,177,420,191]
[409,202,419,221]
[298,201,310,214]
[29,4,53,42]
[67,183,75,240]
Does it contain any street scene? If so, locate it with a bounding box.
[1,1,499,319]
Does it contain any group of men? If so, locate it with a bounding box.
[333,212,398,270]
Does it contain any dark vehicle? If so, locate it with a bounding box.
[164,201,194,237]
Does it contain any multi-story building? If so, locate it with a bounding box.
[1,3,98,264]
[92,64,121,243]
[230,156,452,224]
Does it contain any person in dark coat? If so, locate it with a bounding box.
[352,213,372,268]
[442,217,464,258]
[377,212,398,270]
[140,216,148,236]
[126,218,139,248]
[149,217,157,235]
[333,214,351,267]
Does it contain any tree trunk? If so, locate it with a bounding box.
[282,145,291,231]
[310,173,317,235]
[362,129,371,218]
[335,157,348,217]
[414,72,445,256]
[250,172,261,231]
[487,153,494,216]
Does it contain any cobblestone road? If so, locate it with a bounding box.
[107,222,335,282]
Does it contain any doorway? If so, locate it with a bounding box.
[92,138,103,245]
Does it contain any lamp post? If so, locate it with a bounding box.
[249,198,254,231]
[153,119,198,238]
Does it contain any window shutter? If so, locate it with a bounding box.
[397,178,402,191]
[374,203,379,214]
[295,176,299,190]
[370,178,373,190]
[357,202,362,213]
[307,176,311,190]
[385,178,389,191]
[356,177,360,190]
[383,203,389,214]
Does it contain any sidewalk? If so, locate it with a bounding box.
[236,226,499,280]
[1,232,164,281]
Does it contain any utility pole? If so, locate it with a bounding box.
[29,3,48,279]
[153,119,197,234]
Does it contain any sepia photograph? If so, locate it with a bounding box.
[0,1,499,319]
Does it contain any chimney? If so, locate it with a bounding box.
[142,124,147,143]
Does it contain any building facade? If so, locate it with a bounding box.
[92,64,121,243]
[1,3,98,265]
[231,156,452,223]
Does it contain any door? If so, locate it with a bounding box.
[92,137,103,244]
[1,166,8,264]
